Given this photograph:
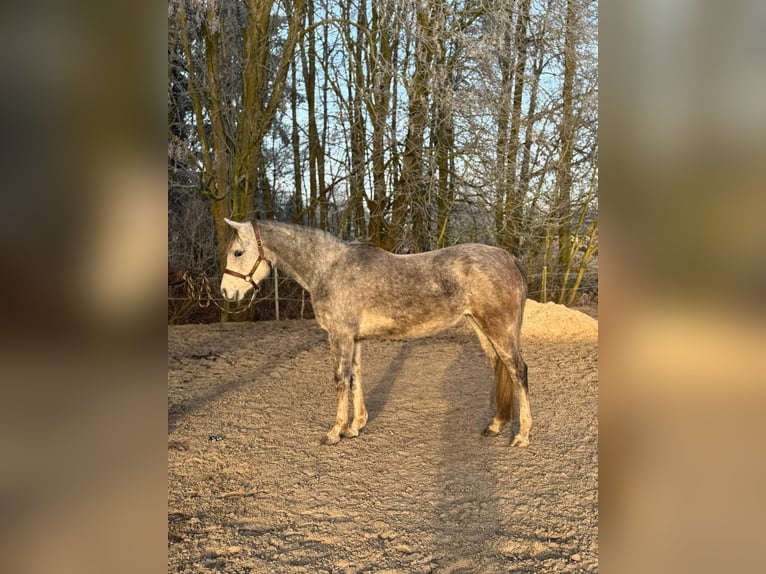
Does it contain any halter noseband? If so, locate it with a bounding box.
[223,221,272,290]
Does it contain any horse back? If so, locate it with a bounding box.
[311,243,525,340]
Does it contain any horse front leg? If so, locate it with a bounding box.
[342,341,368,438]
[322,334,354,445]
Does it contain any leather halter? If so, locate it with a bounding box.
[223,221,271,290]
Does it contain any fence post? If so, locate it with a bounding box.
[274,266,280,321]
[541,265,548,303]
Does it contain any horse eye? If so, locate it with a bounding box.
[234,250,244,257]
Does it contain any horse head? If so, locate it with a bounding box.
[220,218,272,303]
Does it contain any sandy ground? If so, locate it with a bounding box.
[168,301,598,573]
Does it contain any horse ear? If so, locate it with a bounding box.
[224,218,247,232]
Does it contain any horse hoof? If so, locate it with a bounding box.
[510,434,529,448]
[482,427,500,437]
[321,434,341,446]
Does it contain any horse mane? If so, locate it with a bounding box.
[225,219,343,248]
[259,220,343,245]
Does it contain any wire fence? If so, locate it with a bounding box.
[168,268,598,324]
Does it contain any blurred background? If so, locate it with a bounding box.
[0,1,166,573]
[600,0,766,572]
[0,0,764,572]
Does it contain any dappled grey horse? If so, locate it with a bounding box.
[220,219,531,447]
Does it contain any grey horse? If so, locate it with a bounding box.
[220,219,531,447]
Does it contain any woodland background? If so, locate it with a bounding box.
[167,0,598,321]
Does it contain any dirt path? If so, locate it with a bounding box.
[168,301,598,573]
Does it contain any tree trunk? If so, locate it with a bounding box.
[494,17,513,246]
[555,0,577,287]
[367,0,396,251]
[518,44,543,209]
[432,0,454,248]
[348,0,368,239]
[301,0,319,227]
[502,0,530,253]
[318,0,329,230]
[394,0,433,252]
[290,61,304,223]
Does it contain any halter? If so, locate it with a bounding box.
[223,221,272,290]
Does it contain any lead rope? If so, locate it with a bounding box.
[181,270,260,314]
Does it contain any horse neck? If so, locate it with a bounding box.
[256,221,343,292]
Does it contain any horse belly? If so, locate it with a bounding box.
[357,307,463,340]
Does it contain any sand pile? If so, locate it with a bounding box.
[522,299,598,341]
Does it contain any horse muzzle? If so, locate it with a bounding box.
[221,282,254,303]
[220,285,236,302]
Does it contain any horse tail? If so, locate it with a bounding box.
[495,358,514,423]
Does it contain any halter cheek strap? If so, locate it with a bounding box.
[223,222,272,289]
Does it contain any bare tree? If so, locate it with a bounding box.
[172,0,306,269]
[168,0,599,321]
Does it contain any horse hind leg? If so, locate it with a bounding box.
[342,341,368,438]
[508,351,531,448]
[484,360,514,437]
[495,348,531,447]
[470,324,510,437]
[469,317,532,447]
